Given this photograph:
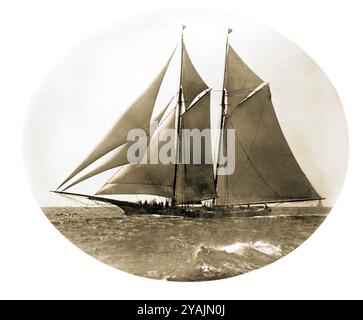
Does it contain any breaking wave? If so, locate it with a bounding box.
[194,240,282,258]
[219,241,282,256]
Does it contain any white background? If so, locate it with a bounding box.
[0,0,362,299]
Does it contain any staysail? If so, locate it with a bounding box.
[96,109,177,198]
[225,46,263,112]
[216,84,321,205]
[63,143,130,191]
[176,90,216,204]
[57,49,175,190]
[62,97,175,191]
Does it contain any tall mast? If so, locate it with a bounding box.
[172,25,185,207]
[214,29,231,203]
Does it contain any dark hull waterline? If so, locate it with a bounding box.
[52,190,273,217]
[117,202,272,218]
[51,191,326,218]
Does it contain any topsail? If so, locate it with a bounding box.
[225,46,263,112]
[181,43,209,109]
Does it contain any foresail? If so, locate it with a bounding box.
[97,108,177,198]
[225,46,263,112]
[62,97,175,191]
[63,143,130,191]
[176,90,216,204]
[216,85,321,205]
[96,164,174,198]
[182,42,208,109]
[57,49,175,190]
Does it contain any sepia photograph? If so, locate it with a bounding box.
[23,10,348,282]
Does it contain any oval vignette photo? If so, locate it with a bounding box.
[23,10,348,281]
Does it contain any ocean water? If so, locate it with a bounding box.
[42,206,330,281]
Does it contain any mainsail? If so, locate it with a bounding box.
[57,49,175,190]
[216,45,321,205]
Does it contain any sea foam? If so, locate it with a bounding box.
[195,241,282,258]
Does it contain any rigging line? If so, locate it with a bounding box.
[57,191,116,214]
[92,200,121,214]
[271,202,283,208]
[225,82,269,119]
[101,182,174,187]
[153,92,179,126]
[180,89,211,116]
[229,116,281,199]
[59,192,116,213]
[97,204,121,215]
[58,193,91,207]
[69,191,122,213]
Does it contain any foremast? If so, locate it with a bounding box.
[172,25,186,207]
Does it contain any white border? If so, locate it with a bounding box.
[0,0,362,299]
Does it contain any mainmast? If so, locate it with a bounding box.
[214,28,231,203]
[172,25,186,207]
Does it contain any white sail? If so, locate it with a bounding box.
[217,85,321,205]
[57,49,175,190]
[225,45,263,112]
[62,98,175,190]
[96,109,177,198]
[181,42,209,109]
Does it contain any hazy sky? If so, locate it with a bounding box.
[23,10,348,207]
